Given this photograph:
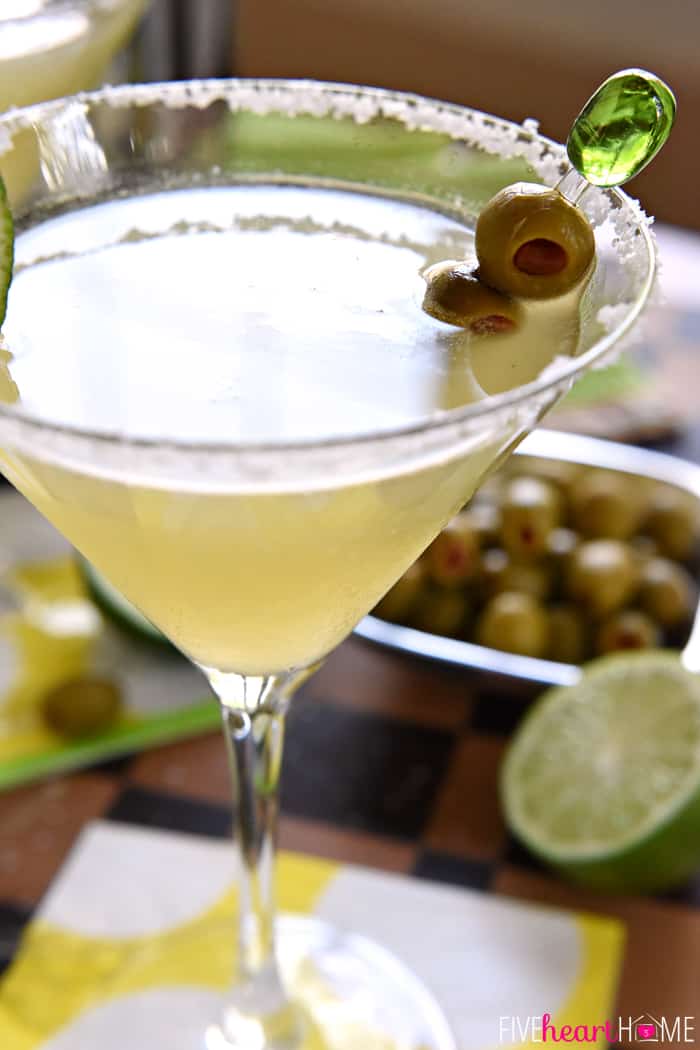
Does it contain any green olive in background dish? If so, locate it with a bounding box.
[570,470,643,539]
[475,183,595,299]
[548,605,588,664]
[41,676,123,738]
[480,544,552,600]
[371,457,697,663]
[595,610,660,655]
[565,539,638,618]
[629,534,659,568]
[643,486,697,561]
[422,260,523,333]
[480,547,509,598]
[638,557,696,628]
[461,503,501,549]
[410,588,469,637]
[373,561,427,624]
[476,592,550,658]
[546,527,580,577]
[473,477,503,506]
[493,557,554,602]
[427,516,481,588]
[500,476,560,560]
[509,457,581,493]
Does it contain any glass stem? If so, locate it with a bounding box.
[222,698,284,982]
[206,669,315,1049]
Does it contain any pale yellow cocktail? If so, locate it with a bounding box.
[1,183,580,673]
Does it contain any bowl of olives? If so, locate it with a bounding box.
[357,429,700,691]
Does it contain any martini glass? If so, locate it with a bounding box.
[0,81,655,1049]
[0,0,149,208]
[0,0,148,111]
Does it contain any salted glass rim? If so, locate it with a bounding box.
[0,77,657,461]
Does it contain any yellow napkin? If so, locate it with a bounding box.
[0,821,623,1050]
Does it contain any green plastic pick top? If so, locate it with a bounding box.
[566,69,676,188]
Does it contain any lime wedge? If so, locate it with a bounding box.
[0,177,13,326]
[502,651,700,892]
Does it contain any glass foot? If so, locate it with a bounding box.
[206,914,456,1050]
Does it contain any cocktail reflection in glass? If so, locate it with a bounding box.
[0,81,655,1049]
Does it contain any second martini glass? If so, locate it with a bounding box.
[0,80,656,1049]
[0,0,148,112]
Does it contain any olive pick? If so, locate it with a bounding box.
[557,68,676,203]
[423,69,676,322]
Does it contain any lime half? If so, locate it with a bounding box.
[502,651,700,892]
[0,177,13,326]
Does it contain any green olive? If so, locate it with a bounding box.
[546,527,580,576]
[475,477,503,505]
[41,676,123,738]
[570,470,642,539]
[629,535,659,568]
[373,561,426,623]
[638,557,696,628]
[490,555,553,602]
[509,457,581,493]
[410,588,468,637]
[548,605,588,664]
[565,539,638,618]
[422,260,523,332]
[480,545,551,600]
[643,486,697,561]
[480,547,509,598]
[475,183,595,299]
[460,503,501,548]
[475,592,549,658]
[500,476,560,560]
[595,610,660,655]
[427,517,481,588]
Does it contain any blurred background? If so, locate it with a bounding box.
[2,1,696,227]
[233,0,699,231]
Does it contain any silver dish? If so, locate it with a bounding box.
[355,430,700,691]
